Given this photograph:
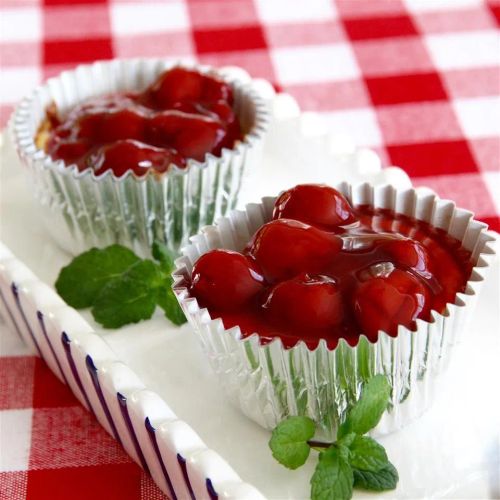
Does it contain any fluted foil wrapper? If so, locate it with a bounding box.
[11,59,269,256]
[173,183,496,441]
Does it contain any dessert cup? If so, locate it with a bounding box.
[11,59,269,256]
[173,182,496,441]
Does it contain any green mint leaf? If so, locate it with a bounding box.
[55,245,140,309]
[152,241,175,273]
[269,416,315,470]
[337,443,351,463]
[338,375,391,439]
[337,432,356,449]
[152,242,186,325]
[348,435,388,472]
[91,260,162,328]
[157,284,187,326]
[310,446,353,500]
[353,461,399,491]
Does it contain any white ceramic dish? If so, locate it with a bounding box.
[1,94,499,499]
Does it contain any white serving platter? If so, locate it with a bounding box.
[1,93,499,499]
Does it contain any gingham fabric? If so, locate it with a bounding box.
[0,1,499,499]
[0,324,166,499]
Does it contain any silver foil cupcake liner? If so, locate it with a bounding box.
[173,183,496,441]
[11,59,269,257]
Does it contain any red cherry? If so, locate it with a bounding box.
[76,109,147,143]
[191,249,265,311]
[70,114,100,138]
[72,93,138,114]
[141,68,233,110]
[273,184,356,230]
[167,101,238,129]
[144,67,204,109]
[147,111,227,161]
[382,238,430,273]
[201,76,233,105]
[263,274,343,330]
[52,125,72,140]
[48,138,91,169]
[90,140,185,177]
[209,101,236,124]
[353,265,430,340]
[169,101,208,117]
[246,219,343,283]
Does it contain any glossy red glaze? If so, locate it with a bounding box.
[246,219,343,283]
[263,274,343,330]
[190,185,473,349]
[44,67,242,176]
[90,140,185,177]
[47,138,91,166]
[140,67,233,110]
[353,266,430,340]
[191,249,265,311]
[76,108,147,144]
[381,239,429,272]
[146,111,227,162]
[273,184,356,230]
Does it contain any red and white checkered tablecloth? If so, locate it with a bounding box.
[1,1,499,498]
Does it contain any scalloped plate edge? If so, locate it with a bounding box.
[0,241,266,500]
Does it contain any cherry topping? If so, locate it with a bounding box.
[70,94,139,115]
[209,102,237,124]
[432,252,465,309]
[246,219,343,283]
[48,138,91,168]
[273,184,356,230]
[191,249,265,311]
[201,74,233,105]
[264,274,343,330]
[147,112,227,162]
[90,140,185,177]
[185,185,472,349]
[353,265,430,340]
[75,108,147,144]
[43,67,242,176]
[141,67,232,111]
[382,239,430,273]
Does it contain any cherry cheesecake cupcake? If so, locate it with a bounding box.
[11,60,269,256]
[173,182,495,441]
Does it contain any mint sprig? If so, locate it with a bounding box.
[311,446,353,500]
[55,245,140,309]
[152,240,175,273]
[269,416,315,469]
[337,375,391,439]
[348,435,388,472]
[91,260,162,328]
[353,461,398,491]
[157,286,188,326]
[55,243,186,328]
[269,375,398,500]
[152,241,187,326]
